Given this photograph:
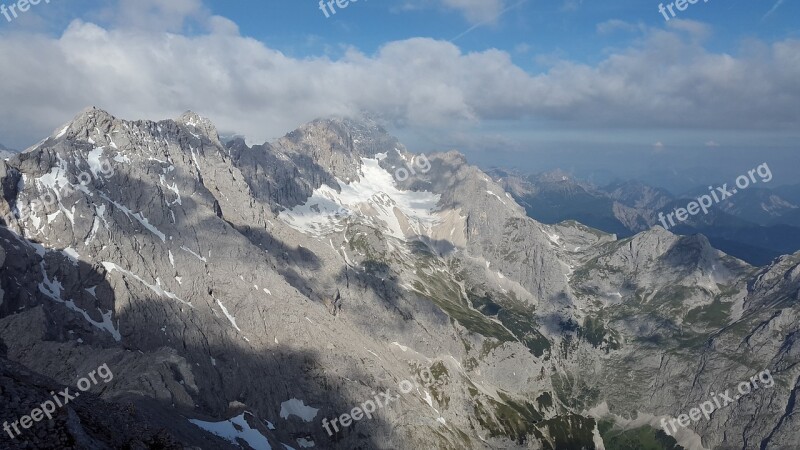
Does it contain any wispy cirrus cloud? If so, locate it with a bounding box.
[762,0,785,20]
[449,0,529,41]
[596,19,644,35]
[441,0,508,23]
[561,0,584,12]
[395,0,508,24]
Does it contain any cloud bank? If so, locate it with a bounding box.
[0,10,797,149]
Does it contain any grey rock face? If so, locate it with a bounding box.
[0,108,797,450]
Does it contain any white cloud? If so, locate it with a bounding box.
[0,17,797,149]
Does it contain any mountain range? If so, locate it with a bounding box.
[0,108,798,449]
[0,143,15,160]
[489,169,800,266]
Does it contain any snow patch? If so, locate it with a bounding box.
[592,422,606,450]
[62,247,79,264]
[87,147,106,178]
[216,298,241,332]
[99,193,166,242]
[159,174,182,205]
[422,391,434,408]
[189,413,272,450]
[546,231,561,245]
[279,158,440,239]
[279,399,319,422]
[486,190,507,205]
[181,246,207,262]
[102,262,191,307]
[296,438,314,448]
[39,262,121,341]
[391,342,409,352]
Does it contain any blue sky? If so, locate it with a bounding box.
[97,0,799,63]
[35,1,796,64]
[0,0,797,190]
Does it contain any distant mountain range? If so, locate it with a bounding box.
[489,168,800,266]
[0,142,15,160]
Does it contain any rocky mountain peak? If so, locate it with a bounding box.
[535,169,573,183]
[661,232,730,269]
[35,106,132,156]
[529,169,595,196]
[64,106,117,134]
[603,179,672,207]
[177,110,220,143]
[279,116,402,160]
[47,108,223,152]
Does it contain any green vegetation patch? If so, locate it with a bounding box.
[684,298,732,328]
[598,420,684,450]
[414,277,517,343]
[535,414,596,450]
[536,392,553,410]
[497,306,551,357]
[425,361,451,410]
[578,316,622,351]
[471,388,545,444]
[467,289,552,358]
[551,372,601,411]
